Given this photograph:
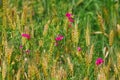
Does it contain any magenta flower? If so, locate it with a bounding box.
[66,12,72,18]
[19,45,23,49]
[66,12,74,23]
[68,17,74,23]
[77,47,81,51]
[55,35,64,41]
[21,33,30,39]
[25,50,30,54]
[95,58,104,66]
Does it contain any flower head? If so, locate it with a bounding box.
[19,45,23,49]
[95,58,104,66]
[66,12,74,23]
[21,33,30,39]
[55,35,64,41]
[25,50,30,54]
[77,47,81,51]
[66,12,72,18]
[68,17,74,23]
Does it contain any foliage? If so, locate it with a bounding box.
[0,0,120,80]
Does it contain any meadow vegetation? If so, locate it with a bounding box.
[0,0,120,80]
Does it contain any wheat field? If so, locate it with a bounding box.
[0,0,120,80]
